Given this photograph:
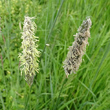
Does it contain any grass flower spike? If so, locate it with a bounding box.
[63,17,92,77]
[19,16,40,86]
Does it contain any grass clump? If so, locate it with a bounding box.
[0,0,110,110]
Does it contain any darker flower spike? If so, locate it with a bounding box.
[63,17,92,77]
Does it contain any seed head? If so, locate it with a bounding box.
[19,16,40,86]
[63,17,92,77]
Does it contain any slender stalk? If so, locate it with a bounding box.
[40,0,65,62]
[24,86,32,110]
[0,91,5,110]
[54,78,67,110]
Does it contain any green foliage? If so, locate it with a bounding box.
[0,0,110,110]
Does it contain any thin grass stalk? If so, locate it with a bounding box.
[39,0,65,63]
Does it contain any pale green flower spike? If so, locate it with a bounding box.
[63,17,92,77]
[19,16,40,86]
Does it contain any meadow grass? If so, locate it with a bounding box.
[0,0,110,110]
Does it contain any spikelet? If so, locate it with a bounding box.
[63,17,92,77]
[19,16,40,86]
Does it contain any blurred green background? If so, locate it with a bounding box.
[0,0,110,110]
